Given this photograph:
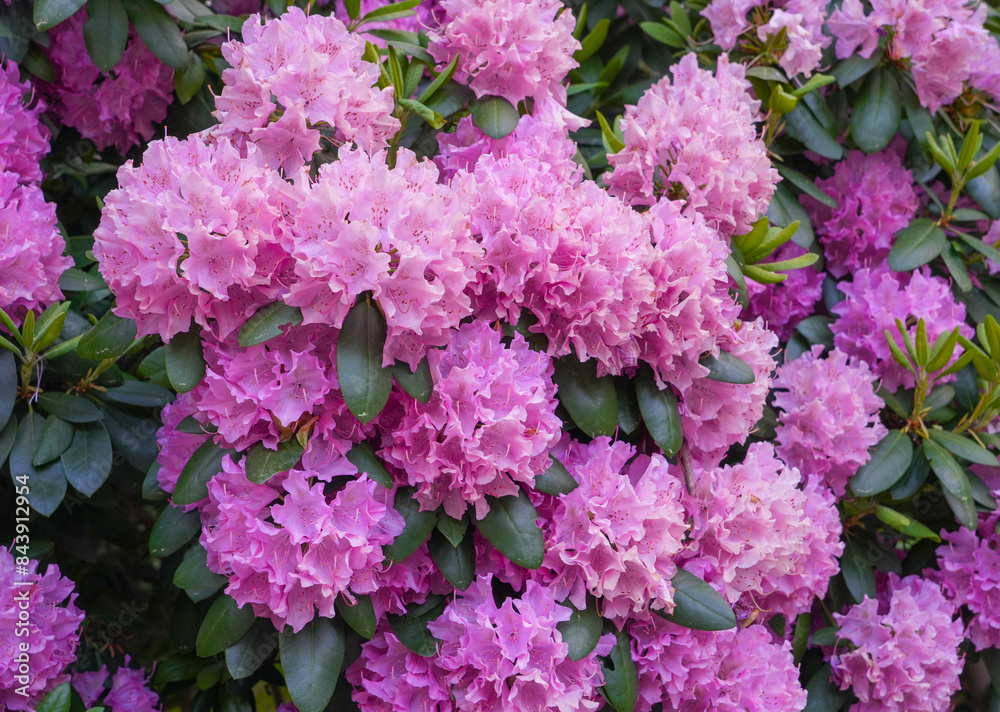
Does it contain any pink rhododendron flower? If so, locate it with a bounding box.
[537,437,688,619]
[831,574,963,712]
[773,346,887,497]
[630,615,807,712]
[427,0,579,105]
[155,392,211,502]
[0,549,85,711]
[73,661,160,711]
[381,320,560,520]
[606,53,778,237]
[744,243,824,340]
[0,61,49,185]
[41,12,174,154]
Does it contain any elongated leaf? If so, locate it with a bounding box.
[101,405,158,471]
[34,0,88,30]
[126,0,189,69]
[245,440,304,485]
[784,103,843,160]
[238,301,303,347]
[10,413,66,516]
[336,594,377,639]
[0,350,14,431]
[803,664,851,712]
[427,528,475,590]
[556,597,603,661]
[173,440,227,505]
[436,512,469,547]
[33,416,73,466]
[475,488,545,569]
[36,682,75,712]
[534,455,578,496]
[635,365,682,458]
[852,69,900,154]
[345,441,393,488]
[552,356,618,438]
[699,350,755,384]
[0,418,16,468]
[279,617,345,712]
[656,568,736,630]
[226,619,279,680]
[166,327,206,393]
[174,543,227,601]
[102,380,174,407]
[391,357,433,403]
[355,0,419,24]
[60,422,112,496]
[889,451,930,500]
[383,487,438,561]
[887,218,947,271]
[84,0,128,70]
[0,0,33,63]
[388,595,447,657]
[197,594,256,657]
[601,628,638,712]
[469,95,520,139]
[77,311,137,359]
[338,299,392,424]
[640,20,685,47]
[149,504,201,557]
[841,539,876,603]
[850,429,913,496]
[776,164,836,208]
[833,51,881,87]
[873,505,940,542]
[927,429,998,465]
[923,438,977,529]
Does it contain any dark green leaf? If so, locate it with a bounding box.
[226,619,278,680]
[59,267,106,292]
[889,450,930,500]
[832,51,881,87]
[126,0,189,69]
[803,664,850,712]
[101,405,158,471]
[475,488,545,569]
[102,380,174,407]
[60,422,112,496]
[534,455,578,496]
[983,647,1000,698]
[34,0,87,30]
[968,163,1000,219]
[792,613,810,664]
[238,302,305,346]
[152,655,208,684]
[0,350,16,431]
[77,311,137,360]
[137,346,171,389]
[149,504,201,557]
[927,428,998,465]
[383,487,438,561]
[174,543,227,602]
[197,594,256,657]
[174,440,227,505]
[655,568,736,630]
[776,164,836,208]
[635,365,682,458]
[923,438,977,529]
[469,95,520,139]
[36,392,103,423]
[810,627,839,646]
[436,512,469,547]
[166,327,206,393]
[0,418,16,469]
[345,441,393,488]
[388,595,447,657]
[392,357,433,403]
[699,350,755,384]
[33,416,73,466]
[37,682,73,712]
[887,218,947,271]
[850,429,913,496]
[279,617,345,712]
[336,594,377,639]
[21,42,55,83]
[338,299,393,424]
[245,440,304,485]
[841,539,877,603]
[615,376,641,435]
[0,0,34,63]
[768,183,816,249]
[795,315,835,349]
[427,528,475,590]
[783,102,843,160]
[556,596,602,661]
[601,628,638,712]
[852,69,900,154]
[10,413,66,516]
[551,356,618,438]
[84,0,128,70]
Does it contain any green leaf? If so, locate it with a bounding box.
[416,53,459,104]
[873,505,941,542]
[776,164,836,208]
[640,20,685,47]
[832,51,881,87]
[0,418,15,471]
[0,350,15,431]
[174,50,205,104]
[574,17,609,62]
[887,218,947,271]
[792,613,810,664]
[600,628,638,712]
[197,594,256,658]
[927,429,998,465]
[22,43,56,81]
[783,102,843,160]
[174,543,228,602]
[957,232,1000,267]
[795,315,835,349]
[126,0,189,69]
[699,350,755,384]
[391,357,433,403]
[173,440,227,506]
[397,98,445,129]
[345,441,393,488]
[355,0,420,25]
[34,0,88,30]
[0,0,33,63]
[967,163,1000,219]
[388,595,447,657]
[226,619,278,680]
[534,455,578,496]
[77,311,137,360]
[850,429,913,496]
[60,422,112,497]
[469,95,520,139]
[150,504,201,557]
[166,327,206,393]
[36,392,102,423]
[615,376,642,435]
[890,449,930,500]
[475,487,545,569]
[10,413,66,516]
[852,69,901,154]
[436,512,469,547]
[238,302,304,347]
[32,302,69,352]
[337,298,393,425]
[37,682,74,712]
[245,439,304,485]
[335,594,377,639]
[427,528,475,590]
[841,539,876,603]
[923,438,977,529]
[551,356,618,438]
[655,568,736,630]
[803,664,851,712]
[279,617,345,712]
[556,596,603,661]
[383,486,438,561]
[635,365,682,458]
[33,415,73,466]
[102,380,174,407]
[84,0,128,70]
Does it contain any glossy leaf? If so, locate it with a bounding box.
[841,539,877,603]
[601,628,639,712]
[383,486,438,561]
[338,299,393,424]
[469,95,519,139]
[149,504,201,557]
[699,350,755,384]
[166,327,206,393]
[635,365,682,458]
[174,543,227,602]
[924,438,977,529]
[173,440,227,505]
[873,505,941,542]
[238,301,303,347]
[783,103,843,160]
[556,596,603,661]
[126,0,189,69]
[803,664,851,712]
[335,593,377,640]
[226,619,278,680]
[552,356,618,438]
[656,569,736,630]
[427,528,475,590]
[850,429,913,496]
[852,69,901,154]
[534,455,578,496]
[34,0,88,30]
[61,422,112,496]
[927,429,998,466]
[887,218,947,271]
[84,0,128,70]
[197,594,257,657]
[391,357,433,403]
[77,311,137,360]
[245,439,304,485]
[436,512,469,548]
[388,595,447,657]
[0,350,14,431]
[345,441,393,488]
[10,413,67,516]
[476,488,545,569]
[102,380,174,407]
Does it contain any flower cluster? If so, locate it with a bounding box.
[72,661,160,711]
[605,53,778,237]
[773,346,886,496]
[0,62,49,184]
[42,12,174,154]
[831,574,963,712]
[0,549,85,711]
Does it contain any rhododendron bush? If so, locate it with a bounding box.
[8,0,1000,711]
